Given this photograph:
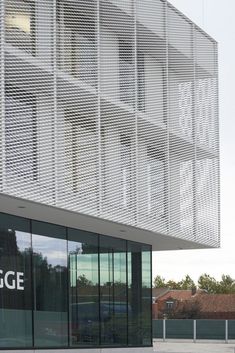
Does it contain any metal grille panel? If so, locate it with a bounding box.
[0,0,220,248]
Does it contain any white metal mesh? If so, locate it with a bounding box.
[0,0,219,247]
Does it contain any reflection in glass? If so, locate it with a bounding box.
[68,229,99,346]
[0,213,152,349]
[142,246,152,346]
[128,242,152,346]
[32,221,68,347]
[0,213,32,348]
[100,236,127,346]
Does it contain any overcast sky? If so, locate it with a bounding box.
[152,0,235,283]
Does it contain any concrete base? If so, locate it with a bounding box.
[3,348,153,353]
[100,348,153,353]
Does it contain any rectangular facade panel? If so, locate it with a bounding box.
[0,1,219,248]
[168,4,195,241]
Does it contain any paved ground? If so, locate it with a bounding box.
[153,340,235,353]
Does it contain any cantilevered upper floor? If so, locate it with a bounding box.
[0,0,219,250]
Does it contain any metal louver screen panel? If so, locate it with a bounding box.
[0,0,219,248]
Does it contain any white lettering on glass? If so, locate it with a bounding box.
[0,270,24,290]
[0,270,3,288]
[17,272,24,290]
[5,271,16,289]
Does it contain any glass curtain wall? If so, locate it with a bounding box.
[100,236,127,346]
[0,212,152,349]
[32,221,68,347]
[0,213,32,347]
[68,229,99,347]
[128,242,152,346]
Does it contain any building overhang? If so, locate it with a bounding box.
[0,193,212,251]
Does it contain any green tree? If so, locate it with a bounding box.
[198,273,218,293]
[153,274,195,290]
[165,279,181,290]
[77,274,93,287]
[179,275,196,290]
[153,275,167,288]
[217,275,235,294]
[154,273,235,293]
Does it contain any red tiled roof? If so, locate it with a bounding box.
[152,287,169,299]
[196,294,235,313]
[157,290,196,302]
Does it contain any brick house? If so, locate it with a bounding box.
[153,289,235,319]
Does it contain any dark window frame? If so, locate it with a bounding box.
[57,1,97,86]
[137,51,146,112]
[5,84,38,181]
[5,0,36,56]
[120,134,132,209]
[118,39,134,106]
[64,111,98,195]
[147,147,166,219]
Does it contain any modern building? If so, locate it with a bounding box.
[0,0,219,352]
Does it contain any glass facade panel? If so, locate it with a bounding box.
[68,229,99,347]
[127,242,152,346]
[0,213,32,348]
[32,221,68,347]
[100,236,127,346]
[0,212,152,349]
[141,245,152,346]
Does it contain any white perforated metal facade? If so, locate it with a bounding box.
[0,0,219,248]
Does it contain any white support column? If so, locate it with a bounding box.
[193,319,196,343]
[163,319,166,342]
[225,320,228,343]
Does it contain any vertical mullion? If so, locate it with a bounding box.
[53,0,58,205]
[133,0,139,226]
[150,245,153,346]
[66,227,70,347]
[112,248,115,333]
[193,23,197,242]
[98,235,101,346]
[97,0,102,216]
[0,0,6,192]
[30,219,35,348]
[165,0,171,235]
[126,241,129,346]
[215,41,220,247]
